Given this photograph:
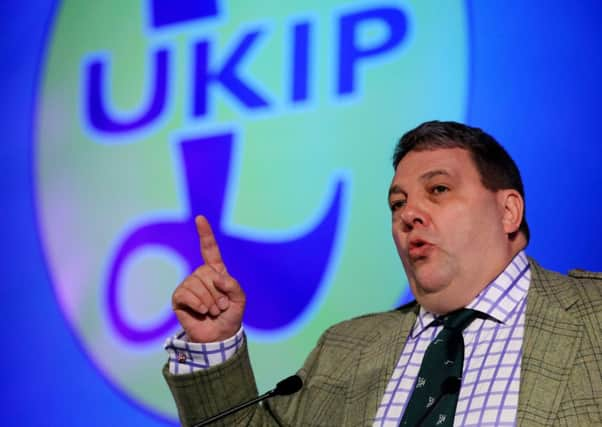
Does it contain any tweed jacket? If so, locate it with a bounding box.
[163,259,602,426]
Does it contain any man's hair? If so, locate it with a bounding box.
[392,120,530,242]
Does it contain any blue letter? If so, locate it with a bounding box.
[193,30,270,117]
[338,7,407,95]
[85,48,169,134]
[290,21,311,103]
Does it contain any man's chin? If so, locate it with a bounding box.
[411,266,451,296]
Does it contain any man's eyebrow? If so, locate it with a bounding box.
[419,169,452,181]
[388,170,452,198]
[388,184,405,198]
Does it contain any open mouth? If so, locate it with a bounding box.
[408,238,433,260]
[409,239,427,249]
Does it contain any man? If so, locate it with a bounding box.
[163,121,602,426]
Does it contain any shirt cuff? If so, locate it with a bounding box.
[164,328,245,375]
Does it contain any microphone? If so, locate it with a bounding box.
[415,376,462,427]
[192,375,303,427]
[273,375,303,396]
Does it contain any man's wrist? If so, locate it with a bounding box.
[164,327,245,375]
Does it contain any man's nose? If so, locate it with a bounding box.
[399,200,429,231]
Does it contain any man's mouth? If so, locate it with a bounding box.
[408,238,434,261]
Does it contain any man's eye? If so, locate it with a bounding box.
[390,200,406,212]
[431,185,449,194]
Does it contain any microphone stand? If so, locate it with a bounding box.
[192,375,303,427]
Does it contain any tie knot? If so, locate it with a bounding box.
[442,309,480,332]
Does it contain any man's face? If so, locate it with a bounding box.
[389,147,514,314]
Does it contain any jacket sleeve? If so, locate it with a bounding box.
[163,337,262,427]
[162,327,344,427]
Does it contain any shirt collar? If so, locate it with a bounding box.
[411,251,531,338]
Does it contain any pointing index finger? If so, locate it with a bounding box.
[195,215,226,273]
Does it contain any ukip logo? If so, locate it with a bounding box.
[35,0,467,419]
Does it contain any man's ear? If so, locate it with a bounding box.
[498,189,524,235]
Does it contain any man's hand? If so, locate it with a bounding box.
[171,215,246,343]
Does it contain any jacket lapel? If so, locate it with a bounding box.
[518,259,582,425]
